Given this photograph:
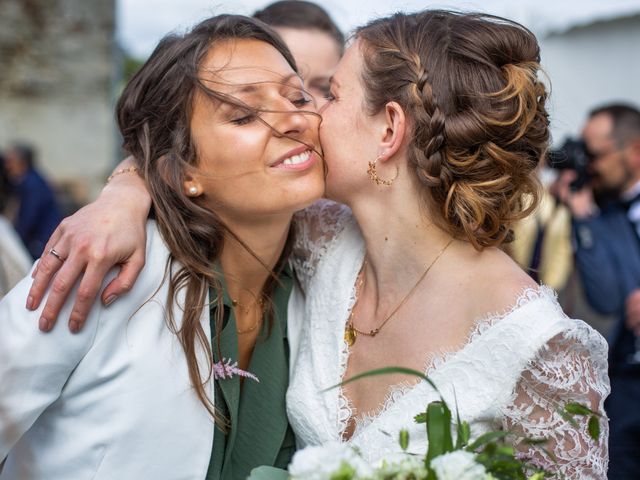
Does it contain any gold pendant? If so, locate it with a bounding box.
[344,325,357,346]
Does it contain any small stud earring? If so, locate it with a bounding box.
[188,186,198,196]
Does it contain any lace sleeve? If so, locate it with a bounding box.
[291,200,352,291]
[501,321,610,479]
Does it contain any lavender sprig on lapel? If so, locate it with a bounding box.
[213,358,260,382]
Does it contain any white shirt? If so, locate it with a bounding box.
[0,221,215,479]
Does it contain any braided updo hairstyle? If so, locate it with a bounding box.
[356,10,549,249]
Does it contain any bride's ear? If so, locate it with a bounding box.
[377,101,407,162]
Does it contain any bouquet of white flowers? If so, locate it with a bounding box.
[287,445,491,480]
[249,367,601,480]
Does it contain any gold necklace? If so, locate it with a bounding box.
[232,297,265,335]
[344,238,454,346]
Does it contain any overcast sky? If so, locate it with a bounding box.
[117,0,640,58]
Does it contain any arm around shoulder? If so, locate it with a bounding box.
[27,157,151,333]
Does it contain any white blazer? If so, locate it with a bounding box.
[0,221,216,479]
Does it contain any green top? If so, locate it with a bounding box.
[206,267,296,480]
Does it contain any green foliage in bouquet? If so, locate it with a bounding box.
[249,366,603,480]
[335,366,603,480]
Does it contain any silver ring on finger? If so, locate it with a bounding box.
[48,247,65,262]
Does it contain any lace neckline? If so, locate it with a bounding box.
[337,284,560,441]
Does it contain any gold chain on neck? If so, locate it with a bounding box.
[233,297,265,335]
[344,238,454,346]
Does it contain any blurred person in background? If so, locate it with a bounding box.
[557,103,640,478]
[509,170,573,292]
[4,142,62,259]
[253,0,343,104]
[0,153,32,297]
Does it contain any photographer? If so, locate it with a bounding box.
[557,103,640,477]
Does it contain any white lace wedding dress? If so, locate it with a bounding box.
[286,201,610,479]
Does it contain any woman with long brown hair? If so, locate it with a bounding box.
[23,9,608,478]
[0,14,324,479]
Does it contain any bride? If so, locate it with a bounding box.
[26,9,609,478]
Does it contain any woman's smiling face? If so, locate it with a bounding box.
[188,38,325,223]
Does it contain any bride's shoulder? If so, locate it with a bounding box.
[475,278,607,367]
[459,246,540,323]
[457,246,601,349]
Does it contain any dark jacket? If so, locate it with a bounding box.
[13,168,62,259]
[573,201,640,375]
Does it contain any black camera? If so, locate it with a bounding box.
[547,138,593,191]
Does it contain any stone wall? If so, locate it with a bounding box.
[0,0,117,204]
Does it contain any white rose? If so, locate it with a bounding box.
[289,442,373,480]
[430,451,489,480]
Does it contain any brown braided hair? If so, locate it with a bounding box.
[356,10,549,249]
